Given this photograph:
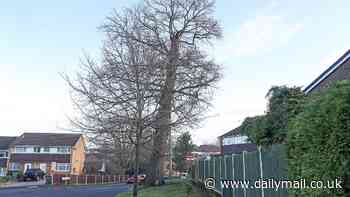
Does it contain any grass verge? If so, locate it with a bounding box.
[117,181,203,197]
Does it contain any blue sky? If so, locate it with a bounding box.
[0,0,349,144]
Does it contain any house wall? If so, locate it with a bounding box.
[308,58,350,94]
[71,136,85,175]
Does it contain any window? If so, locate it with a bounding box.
[57,147,71,153]
[56,163,71,172]
[9,162,21,171]
[0,151,8,158]
[15,147,26,153]
[0,168,5,177]
[33,147,41,153]
[43,147,50,153]
[222,135,249,145]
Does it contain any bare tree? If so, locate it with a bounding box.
[101,0,222,184]
[65,27,162,196]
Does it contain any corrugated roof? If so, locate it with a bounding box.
[12,133,82,146]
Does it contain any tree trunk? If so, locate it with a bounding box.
[133,129,141,197]
[147,39,179,185]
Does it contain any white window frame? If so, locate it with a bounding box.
[15,147,27,153]
[56,163,71,172]
[0,151,8,158]
[57,147,71,154]
[33,147,41,153]
[222,135,249,145]
[43,147,50,153]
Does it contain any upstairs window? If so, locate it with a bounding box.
[222,135,249,145]
[43,147,50,153]
[15,147,26,153]
[0,151,8,158]
[57,147,71,153]
[33,147,41,153]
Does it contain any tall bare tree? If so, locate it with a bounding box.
[65,26,162,196]
[101,0,222,184]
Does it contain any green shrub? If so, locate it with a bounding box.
[0,176,10,183]
[288,81,350,196]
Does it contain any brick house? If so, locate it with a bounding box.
[8,133,86,175]
[304,49,350,94]
[0,137,17,176]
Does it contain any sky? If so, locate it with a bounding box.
[0,0,349,145]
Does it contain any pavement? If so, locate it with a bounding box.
[0,183,130,197]
[0,180,46,188]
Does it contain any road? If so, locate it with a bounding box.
[0,184,130,197]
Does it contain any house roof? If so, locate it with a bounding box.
[219,127,242,138]
[11,132,82,146]
[304,49,350,94]
[0,136,17,150]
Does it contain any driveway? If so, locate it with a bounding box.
[0,184,130,197]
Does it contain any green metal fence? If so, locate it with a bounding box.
[192,144,288,197]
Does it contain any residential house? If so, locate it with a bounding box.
[0,137,16,176]
[219,127,257,155]
[192,144,221,158]
[8,133,86,175]
[304,49,350,94]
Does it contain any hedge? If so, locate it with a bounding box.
[288,81,350,196]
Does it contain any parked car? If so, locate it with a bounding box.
[23,169,45,181]
[180,172,188,179]
[127,174,146,184]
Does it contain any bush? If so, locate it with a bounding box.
[0,176,10,183]
[288,81,350,196]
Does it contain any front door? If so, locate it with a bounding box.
[39,163,47,173]
[24,163,32,172]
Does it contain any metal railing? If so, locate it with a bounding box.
[192,145,288,197]
[46,174,128,185]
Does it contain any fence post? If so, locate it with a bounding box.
[242,151,247,197]
[51,175,54,185]
[95,175,97,184]
[204,159,206,181]
[118,175,120,183]
[196,160,199,181]
[85,175,88,185]
[102,175,104,184]
[76,175,79,185]
[224,155,227,179]
[213,157,215,182]
[232,154,235,196]
[219,156,222,192]
[208,158,210,180]
[114,175,116,183]
[259,146,265,197]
